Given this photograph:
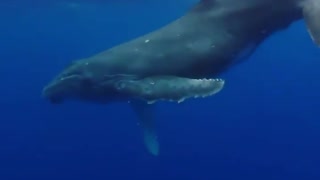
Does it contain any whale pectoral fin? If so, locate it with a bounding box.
[116,76,225,104]
[303,0,320,46]
[131,101,159,156]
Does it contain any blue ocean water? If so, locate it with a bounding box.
[1,1,320,180]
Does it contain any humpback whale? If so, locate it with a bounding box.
[42,0,320,156]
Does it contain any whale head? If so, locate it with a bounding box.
[42,60,124,104]
[42,61,95,104]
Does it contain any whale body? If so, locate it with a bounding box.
[42,0,320,156]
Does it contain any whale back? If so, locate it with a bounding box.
[194,0,302,38]
[195,0,320,47]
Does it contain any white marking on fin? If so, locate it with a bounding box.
[147,100,156,104]
[131,101,159,156]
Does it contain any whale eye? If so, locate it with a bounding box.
[115,82,126,90]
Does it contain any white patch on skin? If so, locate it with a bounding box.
[147,100,155,104]
[145,39,150,43]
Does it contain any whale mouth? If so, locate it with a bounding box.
[42,74,82,104]
[42,83,65,104]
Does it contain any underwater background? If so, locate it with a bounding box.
[1,1,320,179]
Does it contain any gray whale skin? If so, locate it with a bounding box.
[42,0,320,156]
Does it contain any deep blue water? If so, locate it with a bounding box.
[1,1,320,180]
